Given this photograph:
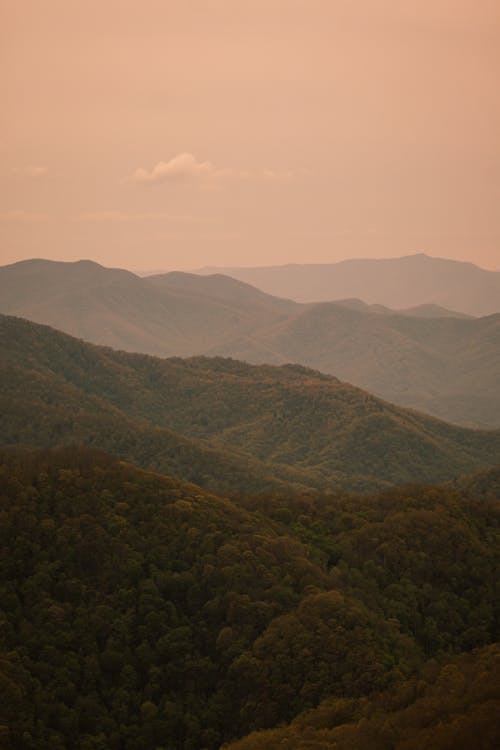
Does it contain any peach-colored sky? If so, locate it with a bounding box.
[1,0,499,271]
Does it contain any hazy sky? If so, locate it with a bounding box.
[1,0,499,271]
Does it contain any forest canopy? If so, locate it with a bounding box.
[1,447,499,749]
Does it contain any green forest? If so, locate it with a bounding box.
[1,315,500,747]
[3,0,500,746]
[2,314,500,495]
[1,447,499,749]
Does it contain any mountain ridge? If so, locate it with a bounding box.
[195,252,500,316]
[2,313,500,494]
[1,258,499,428]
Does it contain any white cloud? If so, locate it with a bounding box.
[131,152,297,187]
[132,153,217,185]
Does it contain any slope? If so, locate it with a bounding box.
[2,258,499,428]
[0,259,296,356]
[1,448,498,749]
[211,303,500,427]
[225,645,500,750]
[196,252,500,316]
[1,314,500,491]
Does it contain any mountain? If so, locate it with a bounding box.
[2,259,500,428]
[253,297,472,319]
[2,314,500,492]
[399,302,473,318]
[0,258,297,357]
[211,303,500,428]
[1,447,499,749]
[196,253,500,316]
[147,269,295,313]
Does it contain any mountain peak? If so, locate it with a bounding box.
[194,254,500,314]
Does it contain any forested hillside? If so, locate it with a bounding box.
[2,314,500,492]
[1,448,499,749]
[211,303,500,428]
[4,2,500,749]
[2,259,500,427]
[225,645,500,750]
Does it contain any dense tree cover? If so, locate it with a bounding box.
[239,485,500,657]
[224,644,500,750]
[0,449,327,749]
[2,314,500,494]
[1,448,499,749]
[0,378,313,497]
[453,465,500,500]
[213,300,500,429]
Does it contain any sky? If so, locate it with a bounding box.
[1,0,499,272]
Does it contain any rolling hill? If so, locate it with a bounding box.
[210,302,500,428]
[1,314,500,493]
[1,258,500,428]
[0,258,297,357]
[196,253,500,316]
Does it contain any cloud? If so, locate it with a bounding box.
[0,210,49,223]
[11,165,48,179]
[131,152,297,187]
[75,211,214,223]
[155,231,241,242]
[132,153,217,185]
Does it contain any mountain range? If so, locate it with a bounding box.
[2,313,500,494]
[197,253,500,316]
[0,258,296,356]
[2,268,500,749]
[1,258,499,428]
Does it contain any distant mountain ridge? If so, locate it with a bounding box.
[333,298,472,319]
[210,302,500,428]
[2,313,500,494]
[0,258,298,356]
[1,257,499,427]
[196,253,500,316]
